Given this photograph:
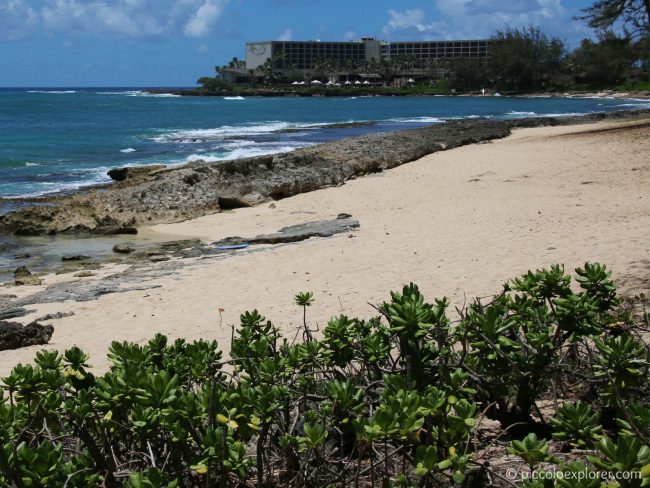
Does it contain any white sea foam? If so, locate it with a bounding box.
[537,112,584,117]
[387,116,445,123]
[613,102,650,108]
[150,122,316,144]
[223,96,245,100]
[97,91,141,95]
[185,141,312,163]
[128,91,180,98]
[506,111,537,117]
[25,162,40,167]
[27,90,77,94]
[7,169,113,198]
[446,114,482,120]
[97,91,180,98]
[120,148,137,153]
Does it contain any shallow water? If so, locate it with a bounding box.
[0,231,181,284]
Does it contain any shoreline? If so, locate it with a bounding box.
[2,108,650,239]
[147,87,650,99]
[0,117,648,373]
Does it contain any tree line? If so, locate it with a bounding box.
[445,26,649,93]
[199,0,650,93]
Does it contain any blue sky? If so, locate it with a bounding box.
[0,0,597,87]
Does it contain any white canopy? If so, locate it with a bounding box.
[354,80,361,85]
[363,80,370,85]
[408,78,415,83]
[344,81,351,85]
[311,80,322,84]
[292,81,300,85]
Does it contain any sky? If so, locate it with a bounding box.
[0,0,598,87]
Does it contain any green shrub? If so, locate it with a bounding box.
[0,263,648,487]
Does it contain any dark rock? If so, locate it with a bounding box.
[36,311,75,321]
[0,307,30,320]
[159,239,202,248]
[214,216,359,247]
[13,253,31,259]
[62,255,90,262]
[107,165,166,182]
[337,213,352,219]
[102,227,138,235]
[14,266,42,286]
[0,320,54,351]
[182,172,201,186]
[218,192,265,209]
[14,266,31,278]
[112,244,133,254]
[149,255,170,263]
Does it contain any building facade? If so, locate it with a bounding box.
[386,40,490,60]
[246,38,383,71]
[221,37,491,84]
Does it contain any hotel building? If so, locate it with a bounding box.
[221,37,491,84]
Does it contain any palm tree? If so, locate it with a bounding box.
[343,58,358,82]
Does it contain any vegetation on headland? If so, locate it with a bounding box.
[192,27,650,97]
[2,262,650,487]
[191,1,650,97]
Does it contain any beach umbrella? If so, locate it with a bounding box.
[363,80,370,85]
[326,81,333,85]
[292,81,299,85]
[408,78,415,83]
[311,80,322,84]
[354,80,361,85]
[344,81,351,85]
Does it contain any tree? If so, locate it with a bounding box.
[489,26,567,91]
[571,31,636,85]
[449,58,490,91]
[196,77,231,92]
[579,0,650,37]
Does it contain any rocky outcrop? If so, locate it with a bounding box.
[0,320,54,351]
[214,215,359,246]
[107,165,167,183]
[14,266,42,286]
[1,109,648,236]
[112,244,133,254]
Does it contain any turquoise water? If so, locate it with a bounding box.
[1,88,648,200]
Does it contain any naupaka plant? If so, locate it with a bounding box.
[0,262,648,487]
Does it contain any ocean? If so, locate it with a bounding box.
[1,88,649,201]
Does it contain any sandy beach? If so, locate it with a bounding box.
[2,118,649,374]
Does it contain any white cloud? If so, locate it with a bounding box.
[0,0,38,40]
[184,0,227,37]
[0,0,229,41]
[343,30,356,40]
[382,1,567,40]
[465,0,543,15]
[277,27,293,41]
[383,9,427,35]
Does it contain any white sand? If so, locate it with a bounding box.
[2,119,649,374]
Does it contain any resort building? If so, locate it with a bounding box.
[220,37,492,85]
